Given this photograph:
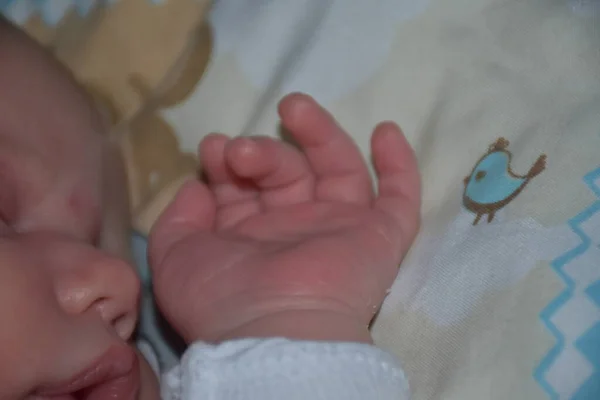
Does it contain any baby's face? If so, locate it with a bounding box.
[0,233,141,399]
[0,18,151,399]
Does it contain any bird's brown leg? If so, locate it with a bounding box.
[487,212,496,223]
[473,213,482,225]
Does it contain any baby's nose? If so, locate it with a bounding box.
[56,255,141,340]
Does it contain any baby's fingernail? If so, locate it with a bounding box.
[233,137,261,157]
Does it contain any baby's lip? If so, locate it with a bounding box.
[36,345,140,400]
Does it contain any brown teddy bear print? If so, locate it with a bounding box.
[55,0,215,234]
[18,0,214,234]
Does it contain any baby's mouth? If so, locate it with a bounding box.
[35,345,140,400]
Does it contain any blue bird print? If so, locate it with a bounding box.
[463,137,546,225]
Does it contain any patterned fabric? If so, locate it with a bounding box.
[1,0,100,25]
[168,1,600,399]
[3,0,600,398]
[536,168,600,399]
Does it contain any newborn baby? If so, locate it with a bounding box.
[0,13,421,400]
[0,17,158,399]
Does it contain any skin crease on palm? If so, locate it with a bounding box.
[0,17,159,400]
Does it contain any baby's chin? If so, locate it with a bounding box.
[136,350,160,400]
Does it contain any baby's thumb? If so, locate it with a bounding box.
[148,179,216,270]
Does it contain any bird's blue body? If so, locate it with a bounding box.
[465,152,526,206]
[462,138,546,225]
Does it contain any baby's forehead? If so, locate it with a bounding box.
[0,21,104,138]
[0,78,105,181]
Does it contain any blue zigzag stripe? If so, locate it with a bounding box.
[1,0,162,26]
[535,167,600,399]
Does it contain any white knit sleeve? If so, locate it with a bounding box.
[161,338,410,400]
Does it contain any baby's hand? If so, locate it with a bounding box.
[148,93,420,344]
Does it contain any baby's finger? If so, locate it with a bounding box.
[278,93,373,204]
[199,133,258,206]
[371,122,421,247]
[148,180,216,269]
[225,136,315,208]
[199,134,263,229]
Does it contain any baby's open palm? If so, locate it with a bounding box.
[149,94,421,343]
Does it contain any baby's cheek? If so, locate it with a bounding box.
[0,219,10,235]
[0,159,18,226]
[66,184,102,243]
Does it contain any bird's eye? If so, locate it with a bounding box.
[475,170,487,181]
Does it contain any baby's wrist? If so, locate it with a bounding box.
[212,309,373,345]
